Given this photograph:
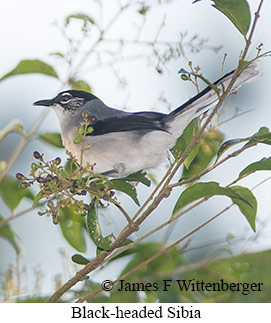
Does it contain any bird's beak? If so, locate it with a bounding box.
[33,99,54,107]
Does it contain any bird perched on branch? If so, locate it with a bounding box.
[34,63,259,177]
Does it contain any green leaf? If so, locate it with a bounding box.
[38,132,64,148]
[97,238,133,258]
[172,181,252,216]
[171,119,201,167]
[65,13,96,26]
[78,281,110,303]
[238,59,252,71]
[180,250,271,302]
[110,179,140,206]
[239,157,271,178]
[0,215,20,254]
[71,254,91,265]
[120,243,185,279]
[147,173,158,185]
[0,175,34,210]
[216,127,271,161]
[212,0,251,36]
[246,127,271,146]
[231,186,257,231]
[183,129,224,179]
[183,120,201,169]
[96,235,114,255]
[0,119,24,141]
[0,59,59,82]
[124,171,151,187]
[49,52,64,58]
[120,243,161,277]
[33,191,43,207]
[59,206,86,252]
[70,79,92,92]
[97,238,133,259]
[253,126,269,136]
[216,138,248,161]
[86,206,111,251]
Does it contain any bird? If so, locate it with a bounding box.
[33,63,259,177]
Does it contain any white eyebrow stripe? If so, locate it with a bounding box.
[62,93,72,96]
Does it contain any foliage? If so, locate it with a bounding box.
[0,215,20,254]
[0,59,58,82]
[73,246,271,303]
[211,0,251,36]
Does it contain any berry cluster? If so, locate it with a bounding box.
[16,150,114,224]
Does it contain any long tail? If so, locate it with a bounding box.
[166,62,259,139]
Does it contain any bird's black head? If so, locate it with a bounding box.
[33,90,98,111]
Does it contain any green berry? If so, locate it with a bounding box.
[31,163,38,171]
[52,215,59,225]
[180,74,189,81]
[73,135,82,144]
[47,201,54,208]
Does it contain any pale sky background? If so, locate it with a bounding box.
[0,0,270,299]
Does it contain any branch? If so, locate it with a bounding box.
[0,110,48,183]
[242,0,264,60]
[76,175,271,302]
[169,140,258,189]
[45,0,265,303]
[76,205,228,303]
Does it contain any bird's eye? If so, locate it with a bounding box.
[60,93,72,103]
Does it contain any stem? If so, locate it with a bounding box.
[44,75,241,302]
[45,0,265,303]
[242,0,264,60]
[112,200,135,225]
[169,141,258,189]
[78,172,271,303]
[132,161,176,221]
[76,206,227,303]
[0,110,48,182]
[0,206,35,229]
[44,68,246,302]
[73,4,130,74]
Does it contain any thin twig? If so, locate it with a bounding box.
[45,66,249,302]
[0,110,48,182]
[80,172,271,296]
[73,4,130,73]
[45,0,265,303]
[242,0,264,60]
[76,207,228,303]
[78,171,271,303]
[0,207,34,230]
[169,141,258,189]
[112,200,135,225]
